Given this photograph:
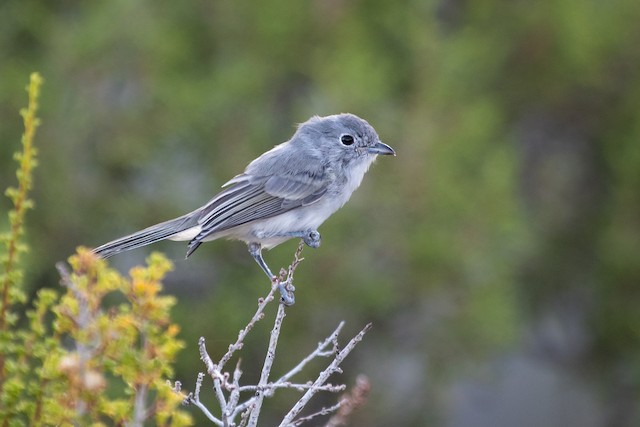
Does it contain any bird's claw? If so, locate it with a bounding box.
[275,277,295,306]
[303,230,321,249]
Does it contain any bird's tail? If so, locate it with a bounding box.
[93,213,199,258]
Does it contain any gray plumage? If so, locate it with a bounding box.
[93,113,394,298]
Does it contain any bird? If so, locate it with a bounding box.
[93,113,395,304]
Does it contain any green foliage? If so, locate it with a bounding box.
[0,74,191,426]
[49,249,190,426]
[0,73,43,418]
[0,72,42,392]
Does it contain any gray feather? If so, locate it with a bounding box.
[93,213,199,258]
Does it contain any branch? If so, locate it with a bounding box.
[278,323,373,426]
[247,301,286,426]
[324,375,371,427]
[272,321,344,389]
[291,401,343,427]
[0,73,43,386]
[179,242,372,426]
[183,372,223,426]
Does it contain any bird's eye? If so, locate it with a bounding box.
[340,134,355,146]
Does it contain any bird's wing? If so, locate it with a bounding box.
[195,171,327,235]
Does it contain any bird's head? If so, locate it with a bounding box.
[297,113,395,167]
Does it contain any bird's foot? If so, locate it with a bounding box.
[302,229,321,249]
[272,275,296,306]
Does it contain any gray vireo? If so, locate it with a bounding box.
[94,113,395,304]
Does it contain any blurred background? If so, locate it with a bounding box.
[2,0,640,425]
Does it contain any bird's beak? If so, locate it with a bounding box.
[368,141,396,156]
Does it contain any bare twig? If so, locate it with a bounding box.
[225,360,243,420]
[285,241,306,280]
[238,407,251,427]
[238,382,344,393]
[180,243,372,426]
[198,337,215,377]
[247,301,287,427]
[278,323,373,427]
[272,321,344,390]
[131,383,148,427]
[183,372,223,426]
[324,375,371,427]
[291,401,344,426]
